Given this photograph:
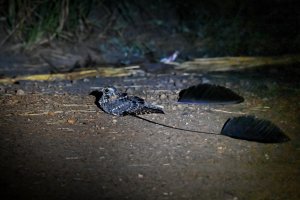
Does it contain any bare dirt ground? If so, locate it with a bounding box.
[1,1,299,199]
[0,71,300,200]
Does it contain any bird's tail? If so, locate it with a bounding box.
[133,104,164,115]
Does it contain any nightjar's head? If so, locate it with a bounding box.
[100,86,123,104]
[101,87,119,98]
[89,86,120,104]
[89,86,121,110]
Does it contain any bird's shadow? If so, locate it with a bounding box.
[89,90,103,109]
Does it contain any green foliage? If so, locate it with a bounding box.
[0,0,298,55]
[3,0,94,48]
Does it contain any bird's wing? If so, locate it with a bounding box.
[106,96,144,116]
[126,96,164,115]
[138,104,164,115]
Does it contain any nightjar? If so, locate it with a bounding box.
[90,86,164,116]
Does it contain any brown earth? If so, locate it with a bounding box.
[0,73,299,200]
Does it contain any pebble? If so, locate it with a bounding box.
[138,174,144,179]
[264,153,270,160]
[16,89,25,95]
[67,118,77,124]
[126,88,135,94]
[0,86,6,94]
[177,104,183,109]
[202,77,211,83]
[48,111,56,116]
[159,94,167,100]
[168,78,175,84]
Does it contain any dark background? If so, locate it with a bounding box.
[0,0,299,61]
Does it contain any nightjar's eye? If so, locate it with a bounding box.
[104,88,110,93]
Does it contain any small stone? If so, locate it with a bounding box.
[159,94,167,100]
[16,89,25,95]
[67,118,77,124]
[126,88,135,94]
[48,111,55,116]
[264,153,270,160]
[168,78,175,84]
[202,77,211,84]
[0,86,6,94]
[138,174,144,179]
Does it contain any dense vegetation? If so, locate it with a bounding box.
[0,0,299,56]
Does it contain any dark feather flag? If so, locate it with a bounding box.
[221,116,290,143]
[178,84,244,104]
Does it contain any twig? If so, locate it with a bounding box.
[209,108,246,115]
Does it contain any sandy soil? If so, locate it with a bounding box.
[0,72,299,200]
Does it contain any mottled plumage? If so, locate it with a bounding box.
[90,87,164,116]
